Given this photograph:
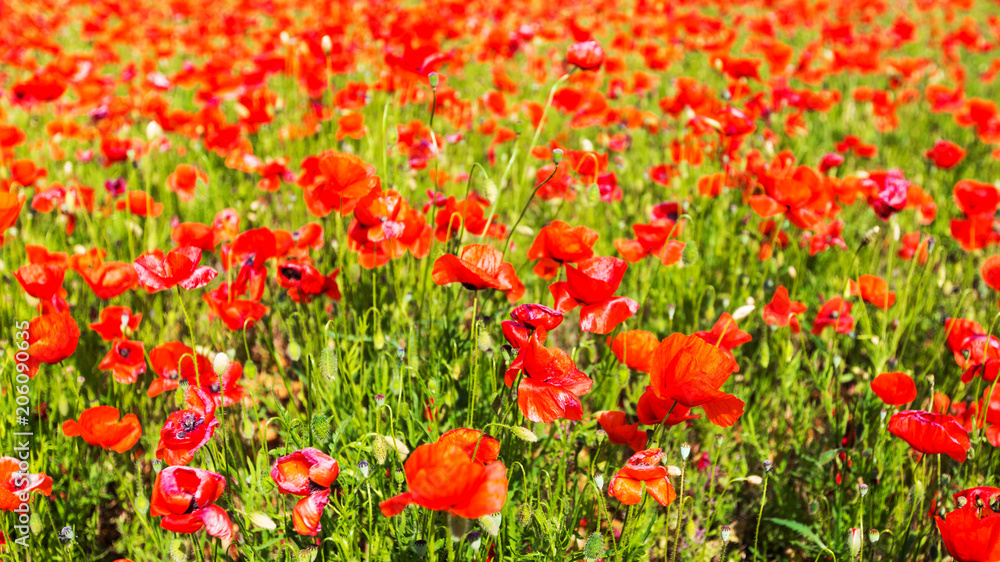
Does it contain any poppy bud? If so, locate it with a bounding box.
[516,503,532,527]
[848,528,862,558]
[374,329,385,350]
[859,226,880,249]
[287,340,301,362]
[412,539,427,559]
[477,325,493,352]
[320,347,339,381]
[552,149,564,164]
[248,511,277,530]
[169,538,187,562]
[732,304,755,320]
[479,513,501,537]
[721,525,731,542]
[311,414,330,443]
[241,416,255,440]
[511,426,538,443]
[483,178,499,205]
[245,361,258,379]
[393,468,405,484]
[584,532,604,562]
[868,529,880,544]
[449,513,469,539]
[680,443,691,460]
[373,435,388,465]
[213,352,231,376]
[428,72,439,88]
[146,120,163,140]
[321,35,332,55]
[668,304,676,320]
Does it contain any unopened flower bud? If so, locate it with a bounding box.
[848,528,862,558]
[357,460,370,479]
[428,72,439,88]
[552,149,564,164]
[321,35,332,55]
[583,532,604,562]
[511,426,538,443]
[868,529,880,544]
[593,473,604,490]
[859,483,869,497]
[680,443,691,460]
[213,352,231,376]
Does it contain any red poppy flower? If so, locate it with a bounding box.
[301,152,381,218]
[276,261,340,302]
[812,297,855,335]
[762,286,807,333]
[14,263,66,304]
[693,312,752,355]
[898,232,930,265]
[887,410,970,463]
[433,244,525,303]
[150,466,232,541]
[848,275,896,309]
[115,191,163,217]
[649,333,743,427]
[180,354,245,408]
[596,411,648,452]
[224,228,277,300]
[99,339,147,384]
[549,256,639,334]
[526,221,598,279]
[62,406,142,453]
[271,448,339,536]
[636,386,700,426]
[379,440,508,519]
[925,140,967,169]
[348,188,431,269]
[936,487,1000,562]
[433,194,506,242]
[437,429,501,465]
[504,331,593,423]
[567,41,606,71]
[608,448,677,506]
[156,387,219,466]
[148,341,202,398]
[23,312,80,377]
[202,286,269,331]
[134,246,218,293]
[501,304,563,350]
[0,457,52,511]
[807,221,848,256]
[89,306,142,341]
[255,157,293,192]
[75,258,138,300]
[613,219,685,266]
[166,164,209,201]
[871,372,917,406]
[982,255,1000,296]
[0,190,26,247]
[336,112,367,141]
[610,330,660,374]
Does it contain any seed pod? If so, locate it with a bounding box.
[477,324,493,352]
[721,525,731,542]
[479,512,501,537]
[373,435,388,465]
[169,538,187,562]
[412,539,428,559]
[516,503,532,527]
[868,529,880,544]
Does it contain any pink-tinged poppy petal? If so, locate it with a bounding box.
[199,504,233,541]
[579,296,639,334]
[178,266,218,290]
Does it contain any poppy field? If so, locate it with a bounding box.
[4,0,1000,560]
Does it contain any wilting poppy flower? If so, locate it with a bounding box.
[501,304,563,350]
[649,333,743,427]
[271,448,340,536]
[99,339,147,384]
[134,246,218,293]
[567,41,606,71]
[608,448,676,506]
[505,331,593,423]
[437,428,501,465]
[166,164,208,201]
[693,313,752,356]
[848,275,896,309]
[379,440,508,518]
[611,330,660,374]
[936,487,1000,562]
[925,140,966,169]
[636,386,700,426]
[89,306,142,341]
[0,457,52,511]
[762,286,807,333]
[115,191,163,217]
[156,387,219,466]
[526,221,598,279]
[887,410,970,463]
[23,312,80,377]
[62,406,142,453]
[812,297,855,335]
[150,466,232,541]
[596,411,648,452]
[871,372,917,406]
[433,244,525,303]
[549,256,639,334]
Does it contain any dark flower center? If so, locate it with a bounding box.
[281,267,302,281]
